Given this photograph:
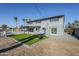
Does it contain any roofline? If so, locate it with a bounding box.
[27,15,64,22]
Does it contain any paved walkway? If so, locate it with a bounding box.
[48,33,78,40]
[0,34,79,56]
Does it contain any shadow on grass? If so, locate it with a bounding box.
[8,34,45,43]
[18,34,45,43]
[0,34,45,53]
[7,35,16,37]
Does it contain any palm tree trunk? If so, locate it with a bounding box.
[16,21,17,28]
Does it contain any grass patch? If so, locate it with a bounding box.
[8,34,32,40]
[8,34,47,45]
[26,38,40,45]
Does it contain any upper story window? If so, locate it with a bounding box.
[27,22,33,24]
[36,21,41,24]
[50,17,59,22]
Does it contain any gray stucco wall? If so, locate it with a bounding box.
[26,16,64,36]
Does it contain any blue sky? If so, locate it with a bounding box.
[0,3,79,27]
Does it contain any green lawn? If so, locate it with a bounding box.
[8,34,47,45]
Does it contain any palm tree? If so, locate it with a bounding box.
[14,17,18,28]
[23,18,28,34]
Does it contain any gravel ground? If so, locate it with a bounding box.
[0,34,79,56]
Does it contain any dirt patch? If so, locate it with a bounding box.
[0,34,79,56]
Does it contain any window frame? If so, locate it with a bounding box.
[50,17,59,22]
[36,21,41,24]
[51,28,57,34]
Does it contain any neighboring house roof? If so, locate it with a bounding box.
[27,15,64,23]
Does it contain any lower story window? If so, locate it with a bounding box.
[51,28,57,34]
[29,28,33,32]
[36,27,40,31]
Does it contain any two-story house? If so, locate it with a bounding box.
[26,15,64,36]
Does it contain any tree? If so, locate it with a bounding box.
[75,20,79,23]
[1,24,7,31]
[23,18,27,25]
[20,25,24,31]
[68,22,71,28]
[1,24,8,37]
[14,17,18,28]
